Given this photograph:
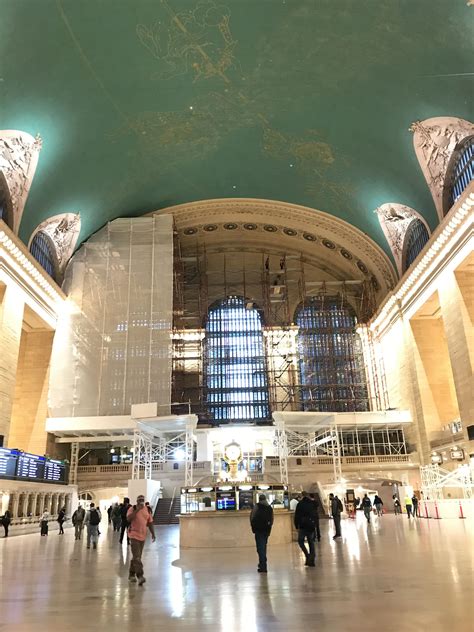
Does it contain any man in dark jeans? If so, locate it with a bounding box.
[119,497,131,544]
[250,494,274,573]
[294,491,317,566]
[329,493,343,539]
[309,493,322,541]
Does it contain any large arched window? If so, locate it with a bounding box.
[402,219,430,272]
[296,296,369,412]
[444,135,474,214]
[204,296,270,424]
[30,231,57,280]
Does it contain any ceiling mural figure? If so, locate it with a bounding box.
[410,117,474,221]
[28,213,81,277]
[375,204,430,277]
[0,131,42,235]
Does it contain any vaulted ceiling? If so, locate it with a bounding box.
[3,0,473,255]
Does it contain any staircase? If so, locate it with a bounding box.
[153,497,181,525]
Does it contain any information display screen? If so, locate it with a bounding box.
[216,493,236,511]
[44,459,67,483]
[0,448,68,485]
[16,453,46,481]
[0,447,18,480]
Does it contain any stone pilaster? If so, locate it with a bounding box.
[0,285,25,445]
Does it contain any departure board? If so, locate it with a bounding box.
[0,448,68,485]
[0,447,18,480]
[44,459,67,483]
[16,453,46,481]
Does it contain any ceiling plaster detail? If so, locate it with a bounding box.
[0,130,42,234]
[410,117,474,220]
[375,203,430,276]
[152,198,398,298]
[29,213,81,274]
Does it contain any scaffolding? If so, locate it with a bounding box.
[172,238,384,424]
[420,463,474,500]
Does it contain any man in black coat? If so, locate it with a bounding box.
[309,493,322,541]
[294,491,317,566]
[250,494,274,573]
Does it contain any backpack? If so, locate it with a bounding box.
[337,498,343,512]
[89,509,100,526]
[251,505,272,532]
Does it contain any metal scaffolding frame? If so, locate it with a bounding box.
[420,463,474,500]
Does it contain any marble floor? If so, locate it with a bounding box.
[0,514,473,632]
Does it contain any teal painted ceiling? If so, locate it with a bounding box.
[2,0,473,253]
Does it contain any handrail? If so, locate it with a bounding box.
[169,486,177,515]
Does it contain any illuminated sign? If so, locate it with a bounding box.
[0,448,68,484]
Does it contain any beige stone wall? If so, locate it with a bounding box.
[0,285,25,444]
[8,330,54,454]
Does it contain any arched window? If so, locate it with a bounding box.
[204,296,270,424]
[402,219,430,272]
[295,296,369,412]
[444,135,474,214]
[30,231,57,280]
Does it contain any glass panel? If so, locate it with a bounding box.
[449,137,474,208]
[296,296,369,412]
[204,296,270,423]
[30,232,56,279]
[404,220,429,271]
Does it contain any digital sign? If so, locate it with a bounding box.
[0,448,68,485]
[0,447,18,480]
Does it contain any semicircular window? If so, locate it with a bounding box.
[204,296,270,424]
[30,231,57,280]
[295,296,369,412]
[445,135,474,213]
[403,219,430,272]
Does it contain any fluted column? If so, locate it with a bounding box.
[38,492,46,516]
[12,492,20,519]
[21,493,29,518]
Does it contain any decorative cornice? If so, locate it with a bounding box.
[0,130,42,234]
[0,220,65,328]
[151,198,398,299]
[370,185,474,337]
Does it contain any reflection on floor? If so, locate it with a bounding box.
[0,514,472,631]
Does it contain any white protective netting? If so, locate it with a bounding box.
[49,215,173,417]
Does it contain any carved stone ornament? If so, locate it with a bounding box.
[375,203,430,276]
[148,198,398,299]
[0,130,42,234]
[409,117,474,220]
[29,213,81,273]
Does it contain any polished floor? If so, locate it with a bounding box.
[0,514,473,632]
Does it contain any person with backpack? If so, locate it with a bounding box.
[309,493,322,541]
[57,506,66,534]
[393,494,402,515]
[119,497,131,545]
[72,504,86,540]
[250,493,274,573]
[373,495,384,517]
[362,494,372,523]
[111,503,122,532]
[127,495,156,585]
[329,493,343,539]
[1,510,11,537]
[294,491,317,566]
[85,503,101,549]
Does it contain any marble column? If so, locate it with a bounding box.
[0,285,25,445]
[21,493,29,518]
[12,492,20,519]
[38,492,46,516]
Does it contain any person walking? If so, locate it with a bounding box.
[127,495,156,585]
[107,505,113,525]
[411,494,419,518]
[85,503,101,549]
[309,493,322,541]
[250,493,274,573]
[1,510,11,537]
[294,491,317,566]
[57,506,66,535]
[112,504,122,532]
[373,495,384,517]
[404,495,413,519]
[393,494,401,515]
[72,504,86,540]
[119,497,131,544]
[329,493,343,539]
[40,510,49,536]
[361,494,372,523]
